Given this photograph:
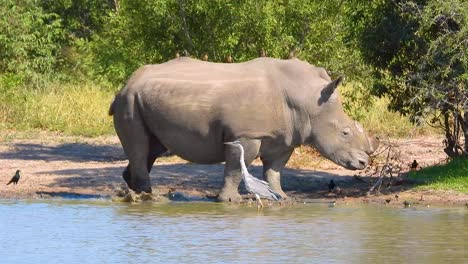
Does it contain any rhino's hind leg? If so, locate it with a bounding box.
[122,135,167,189]
[146,135,168,173]
[261,149,294,200]
[218,139,261,203]
[114,110,155,193]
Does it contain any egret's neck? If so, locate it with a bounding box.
[238,146,249,175]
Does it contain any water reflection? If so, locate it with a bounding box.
[0,200,466,263]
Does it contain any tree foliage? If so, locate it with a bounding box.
[0,0,65,88]
[0,0,370,87]
[89,0,364,84]
[353,0,467,157]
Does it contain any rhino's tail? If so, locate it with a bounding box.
[108,96,116,116]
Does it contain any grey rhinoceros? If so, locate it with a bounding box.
[109,57,378,202]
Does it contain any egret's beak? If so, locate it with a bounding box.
[224,140,241,146]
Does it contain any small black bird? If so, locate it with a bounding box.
[410,160,418,170]
[328,179,336,192]
[7,170,21,185]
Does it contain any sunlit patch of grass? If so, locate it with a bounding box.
[409,158,468,194]
[340,82,436,138]
[0,83,115,137]
[359,97,435,138]
[287,146,324,169]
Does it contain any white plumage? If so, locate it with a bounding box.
[224,141,281,208]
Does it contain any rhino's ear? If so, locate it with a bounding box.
[319,76,344,104]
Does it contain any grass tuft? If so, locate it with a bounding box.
[359,97,435,138]
[409,158,468,194]
[340,82,435,138]
[0,83,115,137]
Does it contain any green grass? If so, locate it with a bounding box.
[0,83,115,137]
[360,97,435,138]
[409,158,468,194]
[340,82,435,138]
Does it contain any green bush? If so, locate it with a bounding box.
[0,0,66,88]
[352,0,467,157]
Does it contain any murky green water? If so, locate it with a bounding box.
[0,200,466,264]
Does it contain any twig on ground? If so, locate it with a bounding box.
[366,137,405,196]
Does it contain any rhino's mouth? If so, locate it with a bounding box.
[337,155,368,170]
[344,160,367,170]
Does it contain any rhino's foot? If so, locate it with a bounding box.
[278,195,295,205]
[273,191,296,205]
[122,167,132,187]
[275,190,289,201]
[129,180,152,194]
[217,190,243,203]
[136,186,153,194]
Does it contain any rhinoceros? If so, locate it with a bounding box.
[109,57,378,202]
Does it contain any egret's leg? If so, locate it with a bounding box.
[255,193,264,211]
[219,139,261,203]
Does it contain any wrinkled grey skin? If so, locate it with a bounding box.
[109,57,379,202]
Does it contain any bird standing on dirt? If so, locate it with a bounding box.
[260,48,266,57]
[7,170,21,185]
[410,160,418,170]
[226,54,233,63]
[224,141,281,210]
[328,180,336,192]
[202,53,208,61]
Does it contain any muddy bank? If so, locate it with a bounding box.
[0,135,466,206]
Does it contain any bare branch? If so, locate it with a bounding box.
[177,0,195,53]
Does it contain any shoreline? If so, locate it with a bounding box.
[1,134,466,207]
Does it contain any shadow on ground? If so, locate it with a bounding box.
[0,143,126,162]
[36,191,109,199]
[38,163,412,199]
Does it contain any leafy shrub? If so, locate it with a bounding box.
[0,0,66,87]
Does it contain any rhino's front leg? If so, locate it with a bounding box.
[218,139,260,203]
[261,149,294,200]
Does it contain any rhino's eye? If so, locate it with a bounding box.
[341,127,352,137]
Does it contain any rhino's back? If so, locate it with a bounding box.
[117,57,329,163]
[134,57,271,83]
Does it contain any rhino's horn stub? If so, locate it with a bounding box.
[319,75,345,105]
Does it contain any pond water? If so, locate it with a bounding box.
[0,200,466,264]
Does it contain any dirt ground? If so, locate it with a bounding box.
[0,133,467,207]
